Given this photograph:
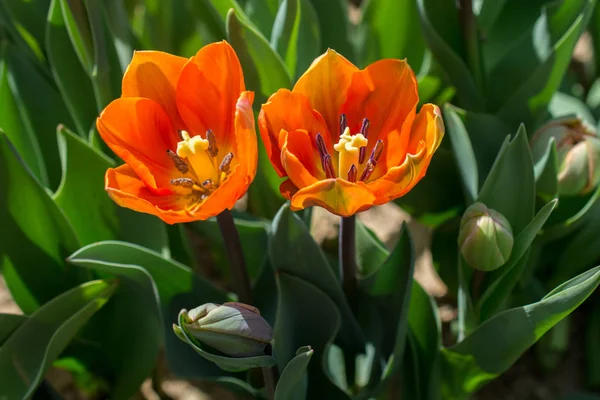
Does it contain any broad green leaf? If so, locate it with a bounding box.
[477,125,535,234]
[271,0,320,80]
[492,0,595,126]
[443,104,478,203]
[307,0,354,62]
[3,43,74,189]
[270,204,365,351]
[274,273,350,400]
[53,126,118,244]
[407,282,442,400]
[0,50,46,183]
[2,0,49,58]
[226,8,292,103]
[533,137,559,203]
[175,313,277,372]
[46,0,97,136]
[0,314,27,344]
[478,199,558,320]
[416,0,482,110]
[68,240,228,378]
[102,0,137,70]
[59,0,94,73]
[275,346,314,400]
[245,0,280,38]
[359,0,425,71]
[474,0,508,35]
[356,219,389,278]
[442,265,600,398]
[0,280,116,400]
[0,134,83,315]
[247,133,285,219]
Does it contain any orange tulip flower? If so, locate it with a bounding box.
[97,41,257,224]
[258,50,444,217]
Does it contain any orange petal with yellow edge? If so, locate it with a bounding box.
[289,178,376,217]
[368,104,444,203]
[259,89,332,177]
[96,97,180,194]
[341,59,419,174]
[106,165,193,224]
[121,50,188,130]
[176,41,245,151]
[293,49,358,138]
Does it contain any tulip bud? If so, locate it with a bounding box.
[458,203,514,272]
[531,116,600,196]
[177,302,273,357]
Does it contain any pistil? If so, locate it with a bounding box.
[333,127,368,178]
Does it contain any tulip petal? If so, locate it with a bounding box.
[106,165,193,224]
[176,41,245,151]
[341,59,419,177]
[289,178,376,217]
[259,89,332,177]
[293,49,358,138]
[282,129,323,188]
[122,50,188,130]
[368,104,444,204]
[97,97,180,194]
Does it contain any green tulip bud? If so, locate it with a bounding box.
[531,116,600,196]
[178,302,273,357]
[458,203,514,272]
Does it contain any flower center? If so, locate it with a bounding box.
[316,115,383,183]
[167,129,234,205]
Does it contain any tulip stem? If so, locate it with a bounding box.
[339,215,358,387]
[216,210,277,399]
[216,209,253,305]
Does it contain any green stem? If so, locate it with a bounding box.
[339,215,358,388]
[459,0,484,93]
[215,209,276,399]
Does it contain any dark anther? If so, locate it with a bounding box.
[202,179,216,190]
[206,129,219,157]
[167,149,189,174]
[171,177,195,187]
[360,140,384,182]
[347,164,357,183]
[339,114,347,136]
[323,154,336,179]
[315,133,327,158]
[220,152,234,173]
[358,118,370,164]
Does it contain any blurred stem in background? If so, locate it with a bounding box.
[215,209,276,399]
[339,215,358,389]
[458,0,484,94]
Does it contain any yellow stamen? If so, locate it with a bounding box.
[177,130,218,183]
[333,127,368,179]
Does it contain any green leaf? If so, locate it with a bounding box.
[274,346,314,400]
[271,0,320,81]
[442,265,600,397]
[3,43,75,189]
[247,133,285,219]
[443,104,479,203]
[245,0,280,38]
[549,92,597,126]
[53,125,118,244]
[270,204,365,351]
[533,137,559,203]
[477,125,535,234]
[478,199,558,320]
[0,49,46,183]
[359,0,426,71]
[46,0,97,136]
[492,0,595,126]
[474,0,508,35]
[226,7,292,103]
[307,0,354,62]
[274,273,349,400]
[0,134,83,315]
[0,280,116,400]
[175,312,277,372]
[67,240,228,379]
[355,219,389,278]
[0,314,27,345]
[416,0,482,110]
[2,0,49,57]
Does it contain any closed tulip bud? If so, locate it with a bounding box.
[531,117,600,196]
[179,302,273,357]
[458,203,514,272]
